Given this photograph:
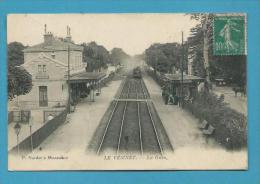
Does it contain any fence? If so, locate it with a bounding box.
[9,107,68,155]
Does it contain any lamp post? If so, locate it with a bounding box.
[93,81,96,102]
[67,45,71,113]
[180,31,184,108]
[14,123,21,155]
[29,118,33,153]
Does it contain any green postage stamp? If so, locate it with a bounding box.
[213,15,246,55]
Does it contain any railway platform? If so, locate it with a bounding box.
[142,73,214,149]
[32,79,122,154]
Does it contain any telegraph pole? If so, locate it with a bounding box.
[68,45,71,113]
[181,31,184,108]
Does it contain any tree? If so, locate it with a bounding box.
[144,43,184,73]
[8,66,32,99]
[190,14,214,84]
[8,42,32,99]
[187,24,206,78]
[8,42,26,66]
[110,48,130,66]
[81,42,110,72]
[210,55,246,87]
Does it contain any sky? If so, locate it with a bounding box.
[7,14,199,55]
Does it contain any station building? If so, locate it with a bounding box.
[8,25,105,123]
[20,26,85,109]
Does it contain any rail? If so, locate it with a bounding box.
[136,80,143,155]
[140,78,163,155]
[117,101,127,154]
[96,100,119,155]
[116,83,130,154]
[97,77,162,155]
[146,102,163,155]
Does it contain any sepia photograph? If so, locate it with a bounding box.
[7,13,247,170]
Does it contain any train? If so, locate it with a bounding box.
[133,67,142,78]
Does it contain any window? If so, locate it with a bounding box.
[43,65,46,72]
[38,65,42,73]
[39,86,48,107]
[38,65,47,73]
[12,110,31,123]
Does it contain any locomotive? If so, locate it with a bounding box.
[133,67,142,78]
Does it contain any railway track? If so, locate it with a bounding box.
[96,76,168,155]
[119,77,150,99]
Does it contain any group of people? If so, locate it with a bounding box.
[161,85,179,105]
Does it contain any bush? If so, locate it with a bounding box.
[147,70,164,87]
[184,91,247,150]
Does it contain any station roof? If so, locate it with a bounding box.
[69,71,106,84]
[24,38,83,53]
[163,73,204,83]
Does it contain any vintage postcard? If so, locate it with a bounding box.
[7,13,247,170]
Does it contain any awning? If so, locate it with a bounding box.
[163,73,204,83]
[68,71,106,84]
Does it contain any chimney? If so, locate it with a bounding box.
[43,24,53,44]
[66,26,72,42]
[44,24,47,34]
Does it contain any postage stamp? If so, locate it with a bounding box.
[213,15,246,55]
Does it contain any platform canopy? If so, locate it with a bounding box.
[68,71,106,84]
[163,73,204,84]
